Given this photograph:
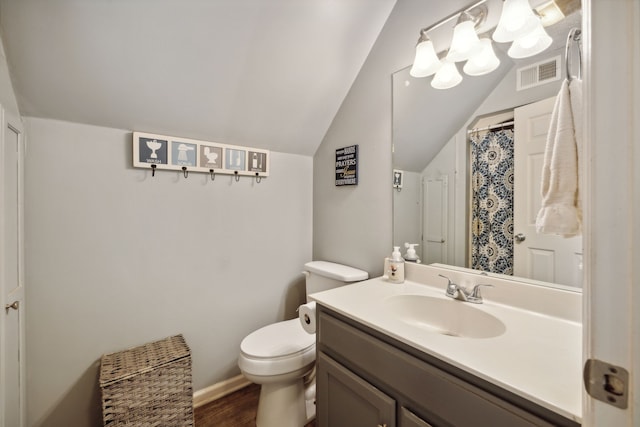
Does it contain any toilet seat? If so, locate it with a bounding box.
[239,319,316,377]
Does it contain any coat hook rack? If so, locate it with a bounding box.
[133,131,270,182]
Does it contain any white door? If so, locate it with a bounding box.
[1,109,25,427]
[513,97,583,287]
[422,175,448,264]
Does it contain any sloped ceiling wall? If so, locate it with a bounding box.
[0,0,396,155]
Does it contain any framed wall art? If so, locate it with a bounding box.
[335,145,358,186]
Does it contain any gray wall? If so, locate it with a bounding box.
[24,118,312,427]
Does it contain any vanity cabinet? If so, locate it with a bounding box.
[316,306,580,427]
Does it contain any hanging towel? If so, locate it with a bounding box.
[535,78,583,237]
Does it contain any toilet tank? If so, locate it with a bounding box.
[303,261,368,299]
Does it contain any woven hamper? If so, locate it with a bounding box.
[99,334,194,427]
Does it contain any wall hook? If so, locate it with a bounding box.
[255,173,262,183]
[209,169,215,181]
[234,171,240,182]
[182,166,188,178]
[151,164,156,177]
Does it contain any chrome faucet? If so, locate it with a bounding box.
[438,274,493,304]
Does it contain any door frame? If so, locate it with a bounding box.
[0,106,26,427]
[583,0,639,425]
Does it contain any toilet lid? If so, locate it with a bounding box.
[241,319,315,359]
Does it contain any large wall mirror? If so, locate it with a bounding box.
[392,2,582,290]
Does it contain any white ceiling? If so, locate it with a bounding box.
[0,0,396,155]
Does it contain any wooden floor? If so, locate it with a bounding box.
[194,383,316,427]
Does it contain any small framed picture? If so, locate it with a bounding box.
[225,148,246,171]
[199,144,223,169]
[135,136,169,166]
[248,151,267,172]
[393,169,403,189]
[171,141,197,167]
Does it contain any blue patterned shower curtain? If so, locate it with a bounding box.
[470,128,515,275]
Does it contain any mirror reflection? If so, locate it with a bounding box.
[392,7,582,289]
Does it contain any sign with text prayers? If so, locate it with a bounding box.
[335,145,359,186]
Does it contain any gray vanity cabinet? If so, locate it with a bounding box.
[316,305,580,427]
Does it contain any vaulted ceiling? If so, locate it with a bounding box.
[0,0,396,155]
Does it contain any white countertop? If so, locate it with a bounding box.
[310,274,582,423]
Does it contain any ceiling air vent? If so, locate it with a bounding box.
[516,55,561,91]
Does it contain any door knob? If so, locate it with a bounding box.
[5,301,19,313]
[514,233,526,243]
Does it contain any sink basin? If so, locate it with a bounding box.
[384,295,506,339]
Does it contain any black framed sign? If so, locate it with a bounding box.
[335,145,358,186]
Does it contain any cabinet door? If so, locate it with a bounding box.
[317,352,396,427]
[399,408,432,427]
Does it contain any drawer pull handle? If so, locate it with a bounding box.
[377,424,387,427]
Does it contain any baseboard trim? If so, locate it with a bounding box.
[193,374,252,408]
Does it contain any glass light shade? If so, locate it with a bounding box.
[492,0,540,43]
[508,21,552,58]
[447,20,481,62]
[410,38,442,78]
[431,60,463,90]
[463,39,500,76]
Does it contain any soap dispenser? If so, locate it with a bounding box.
[404,242,421,263]
[388,246,405,284]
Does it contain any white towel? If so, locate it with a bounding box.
[535,78,583,237]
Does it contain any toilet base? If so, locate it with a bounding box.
[256,379,306,427]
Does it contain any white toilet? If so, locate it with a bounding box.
[238,261,368,427]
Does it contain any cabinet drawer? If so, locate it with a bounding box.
[318,310,566,427]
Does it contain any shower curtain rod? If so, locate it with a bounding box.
[467,120,514,134]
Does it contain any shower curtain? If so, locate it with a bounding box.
[470,128,514,275]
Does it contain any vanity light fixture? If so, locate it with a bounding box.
[410,0,556,89]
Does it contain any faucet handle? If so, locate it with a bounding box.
[468,284,493,302]
[439,274,458,297]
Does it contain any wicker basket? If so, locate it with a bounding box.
[99,334,194,426]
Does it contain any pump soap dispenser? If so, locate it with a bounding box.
[404,243,421,263]
[388,246,405,284]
